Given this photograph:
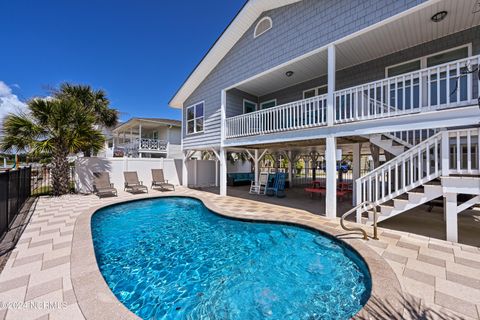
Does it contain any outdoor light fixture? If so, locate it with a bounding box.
[431,11,447,22]
[285,71,294,77]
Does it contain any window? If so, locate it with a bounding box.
[260,99,276,110]
[387,60,421,77]
[254,17,272,38]
[186,102,204,134]
[386,44,471,77]
[243,99,257,113]
[303,85,327,99]
[426,46,469,67]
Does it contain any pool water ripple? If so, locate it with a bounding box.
[92,197,371,319]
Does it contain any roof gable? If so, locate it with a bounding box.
[169,0,302,108]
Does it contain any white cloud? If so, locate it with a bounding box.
[0,81,28,123]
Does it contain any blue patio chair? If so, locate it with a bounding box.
[266,172,287,198]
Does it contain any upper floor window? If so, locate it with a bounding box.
[303,85,327,99]
[260,99,276,110]
[186,102,204,134]
[386,44,471,77]
[243,99,257,113]
[254,17,272,38]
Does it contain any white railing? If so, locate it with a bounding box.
[139,138,167,151]
[448,128,480,175]
[117,138,167,153]
[387,129,440,148]
[356,132,443,206]
[225,94,327,138]
[335,55,479,123]
[356,128,480,206]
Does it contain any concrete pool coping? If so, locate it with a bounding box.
[71,193,404,319]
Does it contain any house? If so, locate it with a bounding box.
[169,0,480,242]
[106,118,182,159]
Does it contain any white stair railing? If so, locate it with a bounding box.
[357,132,444,208]
[387,129,440,148]
[357,128,480,212]
[335,55,479,123]
[225,94,327,138]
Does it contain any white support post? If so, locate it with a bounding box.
[182,151,189,187]
[288,150,293,188]
[325,136,337,218]
[254,149,259,187]
[327,44,336,126]
[138,124,143,158]
[219,148,227,196]
[352,143,361,205]
[445,193,458,242]
[441,131,449,176]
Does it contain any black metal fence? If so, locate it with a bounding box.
[31,165,75,196]
[0,167,31,240]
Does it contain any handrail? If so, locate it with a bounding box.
[340,201,378,240]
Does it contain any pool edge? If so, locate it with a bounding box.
[71,193,405,319]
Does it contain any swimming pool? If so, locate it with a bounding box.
[92,197,371,319]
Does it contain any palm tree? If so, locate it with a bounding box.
[1,84,118,196]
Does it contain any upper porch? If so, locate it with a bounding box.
[223,0,480,147]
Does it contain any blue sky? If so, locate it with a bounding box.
[0,0,246,122]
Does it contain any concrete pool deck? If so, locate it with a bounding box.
[0,187,478,319]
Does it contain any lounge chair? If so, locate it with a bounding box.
[266,172,287,198]
[151,169,175,191]
[123,171,148,193]
[92,172,117,198]
[249,172,269,195]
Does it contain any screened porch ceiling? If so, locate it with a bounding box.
[234,0,480,97]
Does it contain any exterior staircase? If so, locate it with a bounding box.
[356,128,480,225]
[368,129,439,157]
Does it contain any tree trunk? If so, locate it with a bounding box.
[51,146,70,196]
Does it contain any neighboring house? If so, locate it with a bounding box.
[169,0,480,242]
[106,118,182,159]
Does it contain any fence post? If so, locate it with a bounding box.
[5,170,10,228]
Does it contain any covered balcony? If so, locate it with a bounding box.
[223,0,480,146]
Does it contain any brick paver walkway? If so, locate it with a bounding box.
[0,188,479,319]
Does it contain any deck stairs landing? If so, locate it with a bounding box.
[357,128,480,225]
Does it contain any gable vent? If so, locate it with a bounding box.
[254,17,272,38]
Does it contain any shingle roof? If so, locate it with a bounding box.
[113,117,181,131]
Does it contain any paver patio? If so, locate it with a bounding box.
[0,187,479,319]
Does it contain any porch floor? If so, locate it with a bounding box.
[200,185,480,247]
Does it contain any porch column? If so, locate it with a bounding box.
[352,143,361,205]
[219,147,227,196]
[327,44,336,126]
[325,136,337,219]
[254,149,259,186]
[182,151,189,187]
[288,150,293,188]
[445,193,458,242]
[138,124,143,158]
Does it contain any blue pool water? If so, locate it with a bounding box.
[92,197,371,319]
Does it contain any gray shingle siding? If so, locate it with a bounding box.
[182,0,428,149]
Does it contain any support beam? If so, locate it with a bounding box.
[219,148,227,196]
[327,44,336,126]
[254,149,259,186]
[325,136,337,218]
[445,193,458,242]
[182,151,189,187]
[287,150,292,188]
[352,143,361,205]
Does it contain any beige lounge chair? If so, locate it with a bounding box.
[151,169,175,191]
[92,172,117,198]
[123,171,148,193]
